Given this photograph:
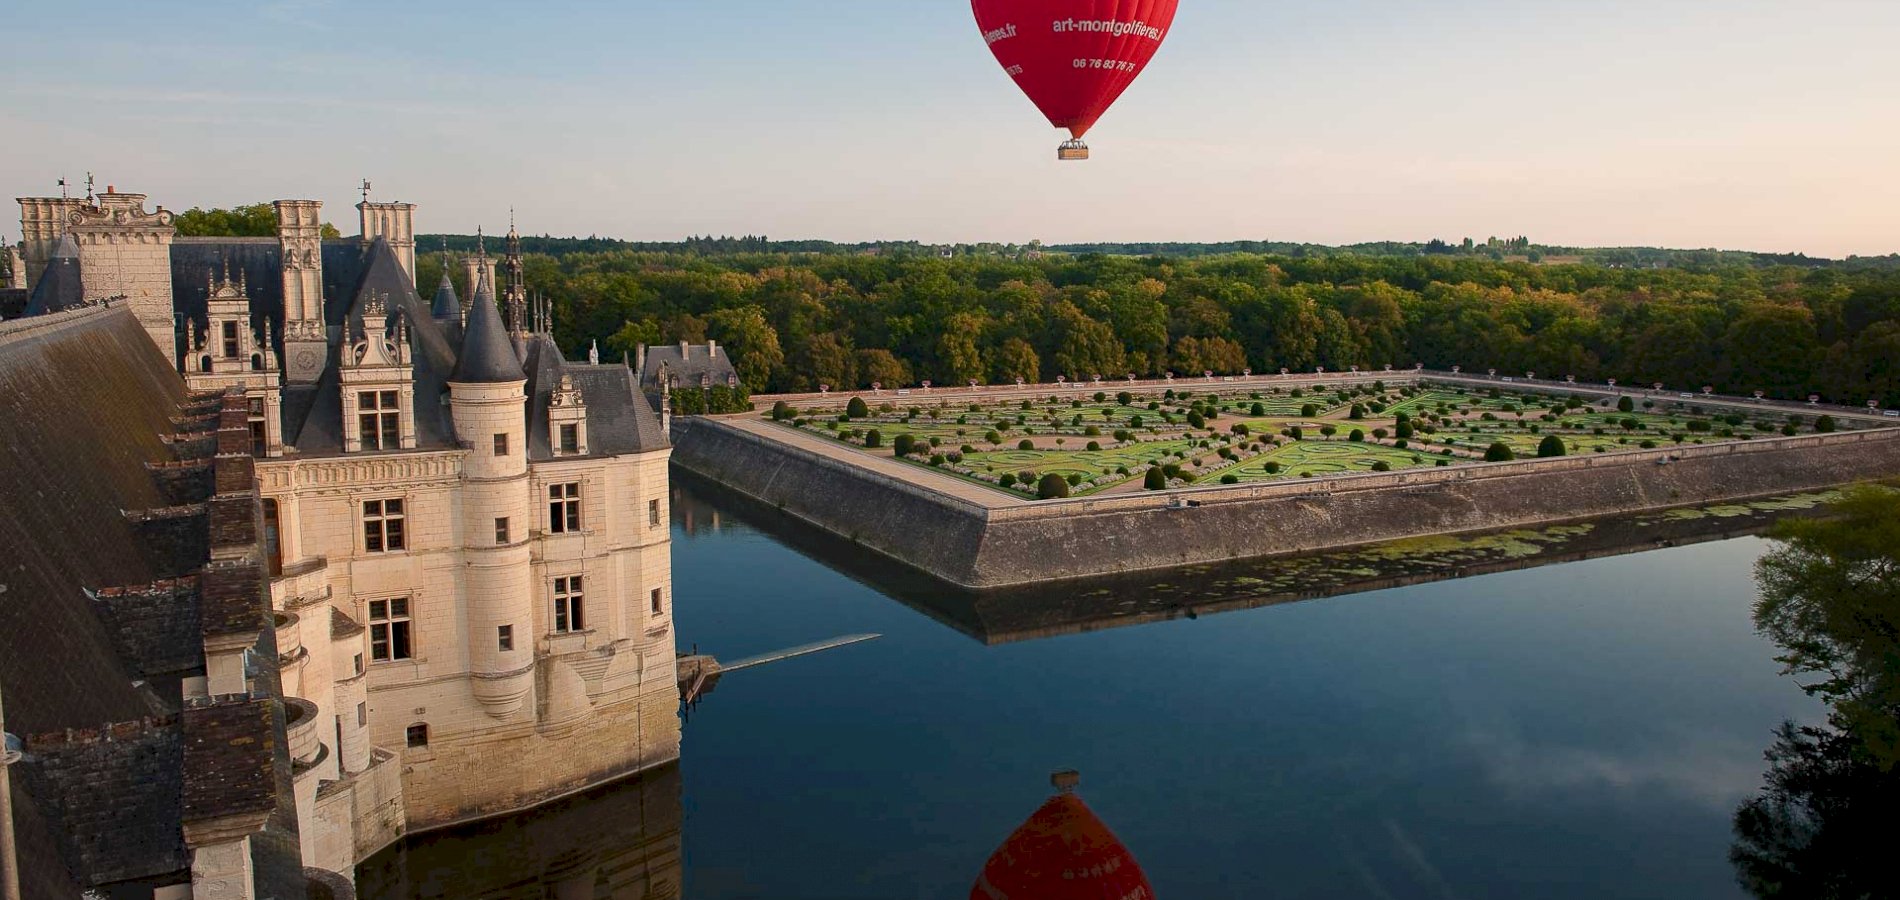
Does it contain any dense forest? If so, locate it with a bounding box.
[156,210,1899,407]
[410,244,1900,408]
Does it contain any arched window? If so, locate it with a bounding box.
[406,723,429,748]
[251,353,264,371]
[200,355,213,372]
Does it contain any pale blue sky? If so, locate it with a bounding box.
[5,0,1896,255]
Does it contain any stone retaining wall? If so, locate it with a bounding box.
[673,417,1900,589]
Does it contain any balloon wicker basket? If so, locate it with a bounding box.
[1056,139,1090,161]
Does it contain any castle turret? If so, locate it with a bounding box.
[449,271,534,719]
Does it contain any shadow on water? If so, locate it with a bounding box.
[674,465,1846,646]
[1727,486,1900,897]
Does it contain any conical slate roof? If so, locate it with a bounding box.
[430,269,459,320]
[452,269,523,383]
[26,234,84,315]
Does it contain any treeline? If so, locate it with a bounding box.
[409,249,1900,408]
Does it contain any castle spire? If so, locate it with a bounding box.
[503,213,527,335]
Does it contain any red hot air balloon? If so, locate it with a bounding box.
[971,770,1157,900]
[972,0,1180,160]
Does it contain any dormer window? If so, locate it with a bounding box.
[548,374,588,456]
[221,321,240,358]
[358,391,402,451]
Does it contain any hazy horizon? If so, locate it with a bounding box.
[5,0,1896,257]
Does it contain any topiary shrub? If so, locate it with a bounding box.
[1251,402,1266,416]
[1187,411,1206,429]
[1300,403,1319,417]
[1264,462,1282,474]
[1349,404,1366,420]
[1144,467,1168,490]
[864,429,883,449]
[1231,423,1251,436]
[999,472,1017,488]
[1371,461,1392,472]
[847,396,870,418]
[1288,426,1305,441]
[1118,391,1134,406]
[1816,415,1837,433]
[1220,473,1240,484]
[771,401,792,420]
[930,453,947,466]
[1484,442,1515,462]
[1537,435,1566,457]
[1320,425,1338,438]
[1349,429,1365,442]
[1617,395,1635,413]
[1086,441,1102,451]
[1018,439,1035,451]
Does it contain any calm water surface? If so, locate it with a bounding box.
[671,482,1815,900]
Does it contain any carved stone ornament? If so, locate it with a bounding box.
[67,203,173,229]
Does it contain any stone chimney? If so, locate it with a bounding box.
[4,243,23,290]
[358,198,417,285]
[636,343,647,374]
[679,340,689,359]
[17,196,86,288]
[708,339,718,358]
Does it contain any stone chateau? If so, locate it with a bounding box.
[1,185,681,898]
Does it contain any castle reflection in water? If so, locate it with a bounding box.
[356,763,681,898]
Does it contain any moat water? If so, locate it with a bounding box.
[365,478,1826,899]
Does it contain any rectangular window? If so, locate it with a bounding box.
[493,432,509,456]
[357,391,401,451]
[367,597,413,662]
[648,498,662,528]
[221,320,240,358]
[553,576,585,634]
[356,702,366,727]
[354,653,364,675]
[406,723,428,748]
[363,498,406,553]
[650,587,664,616]
[559,423,580,454]
[494,517,510,545]
[549,483,582,534]
[498,624,513,652]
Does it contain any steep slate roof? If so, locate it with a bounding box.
[639,342,738,390]
[430,269,460,320]
[452,269,524,384]
[520,334,668,459]
[169,237,280,331]
[26,234,85,315]
[283,240,460,453]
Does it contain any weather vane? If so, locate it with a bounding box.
[57,177,68,199]
[360,179,372,204]
[85,173,95,202]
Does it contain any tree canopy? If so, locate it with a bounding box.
[1731,486,1900,897]
[172,203,342,239]
[400,241,1900,405]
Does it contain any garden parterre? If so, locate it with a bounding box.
[763,382,1858,499]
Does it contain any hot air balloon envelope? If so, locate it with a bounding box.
[970,771,1156,900]
[972,0,1180,159]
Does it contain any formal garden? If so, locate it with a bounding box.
[763,381,1858,500]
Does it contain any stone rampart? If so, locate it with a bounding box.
[671,418,992,585]
[673,417,1900,589]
